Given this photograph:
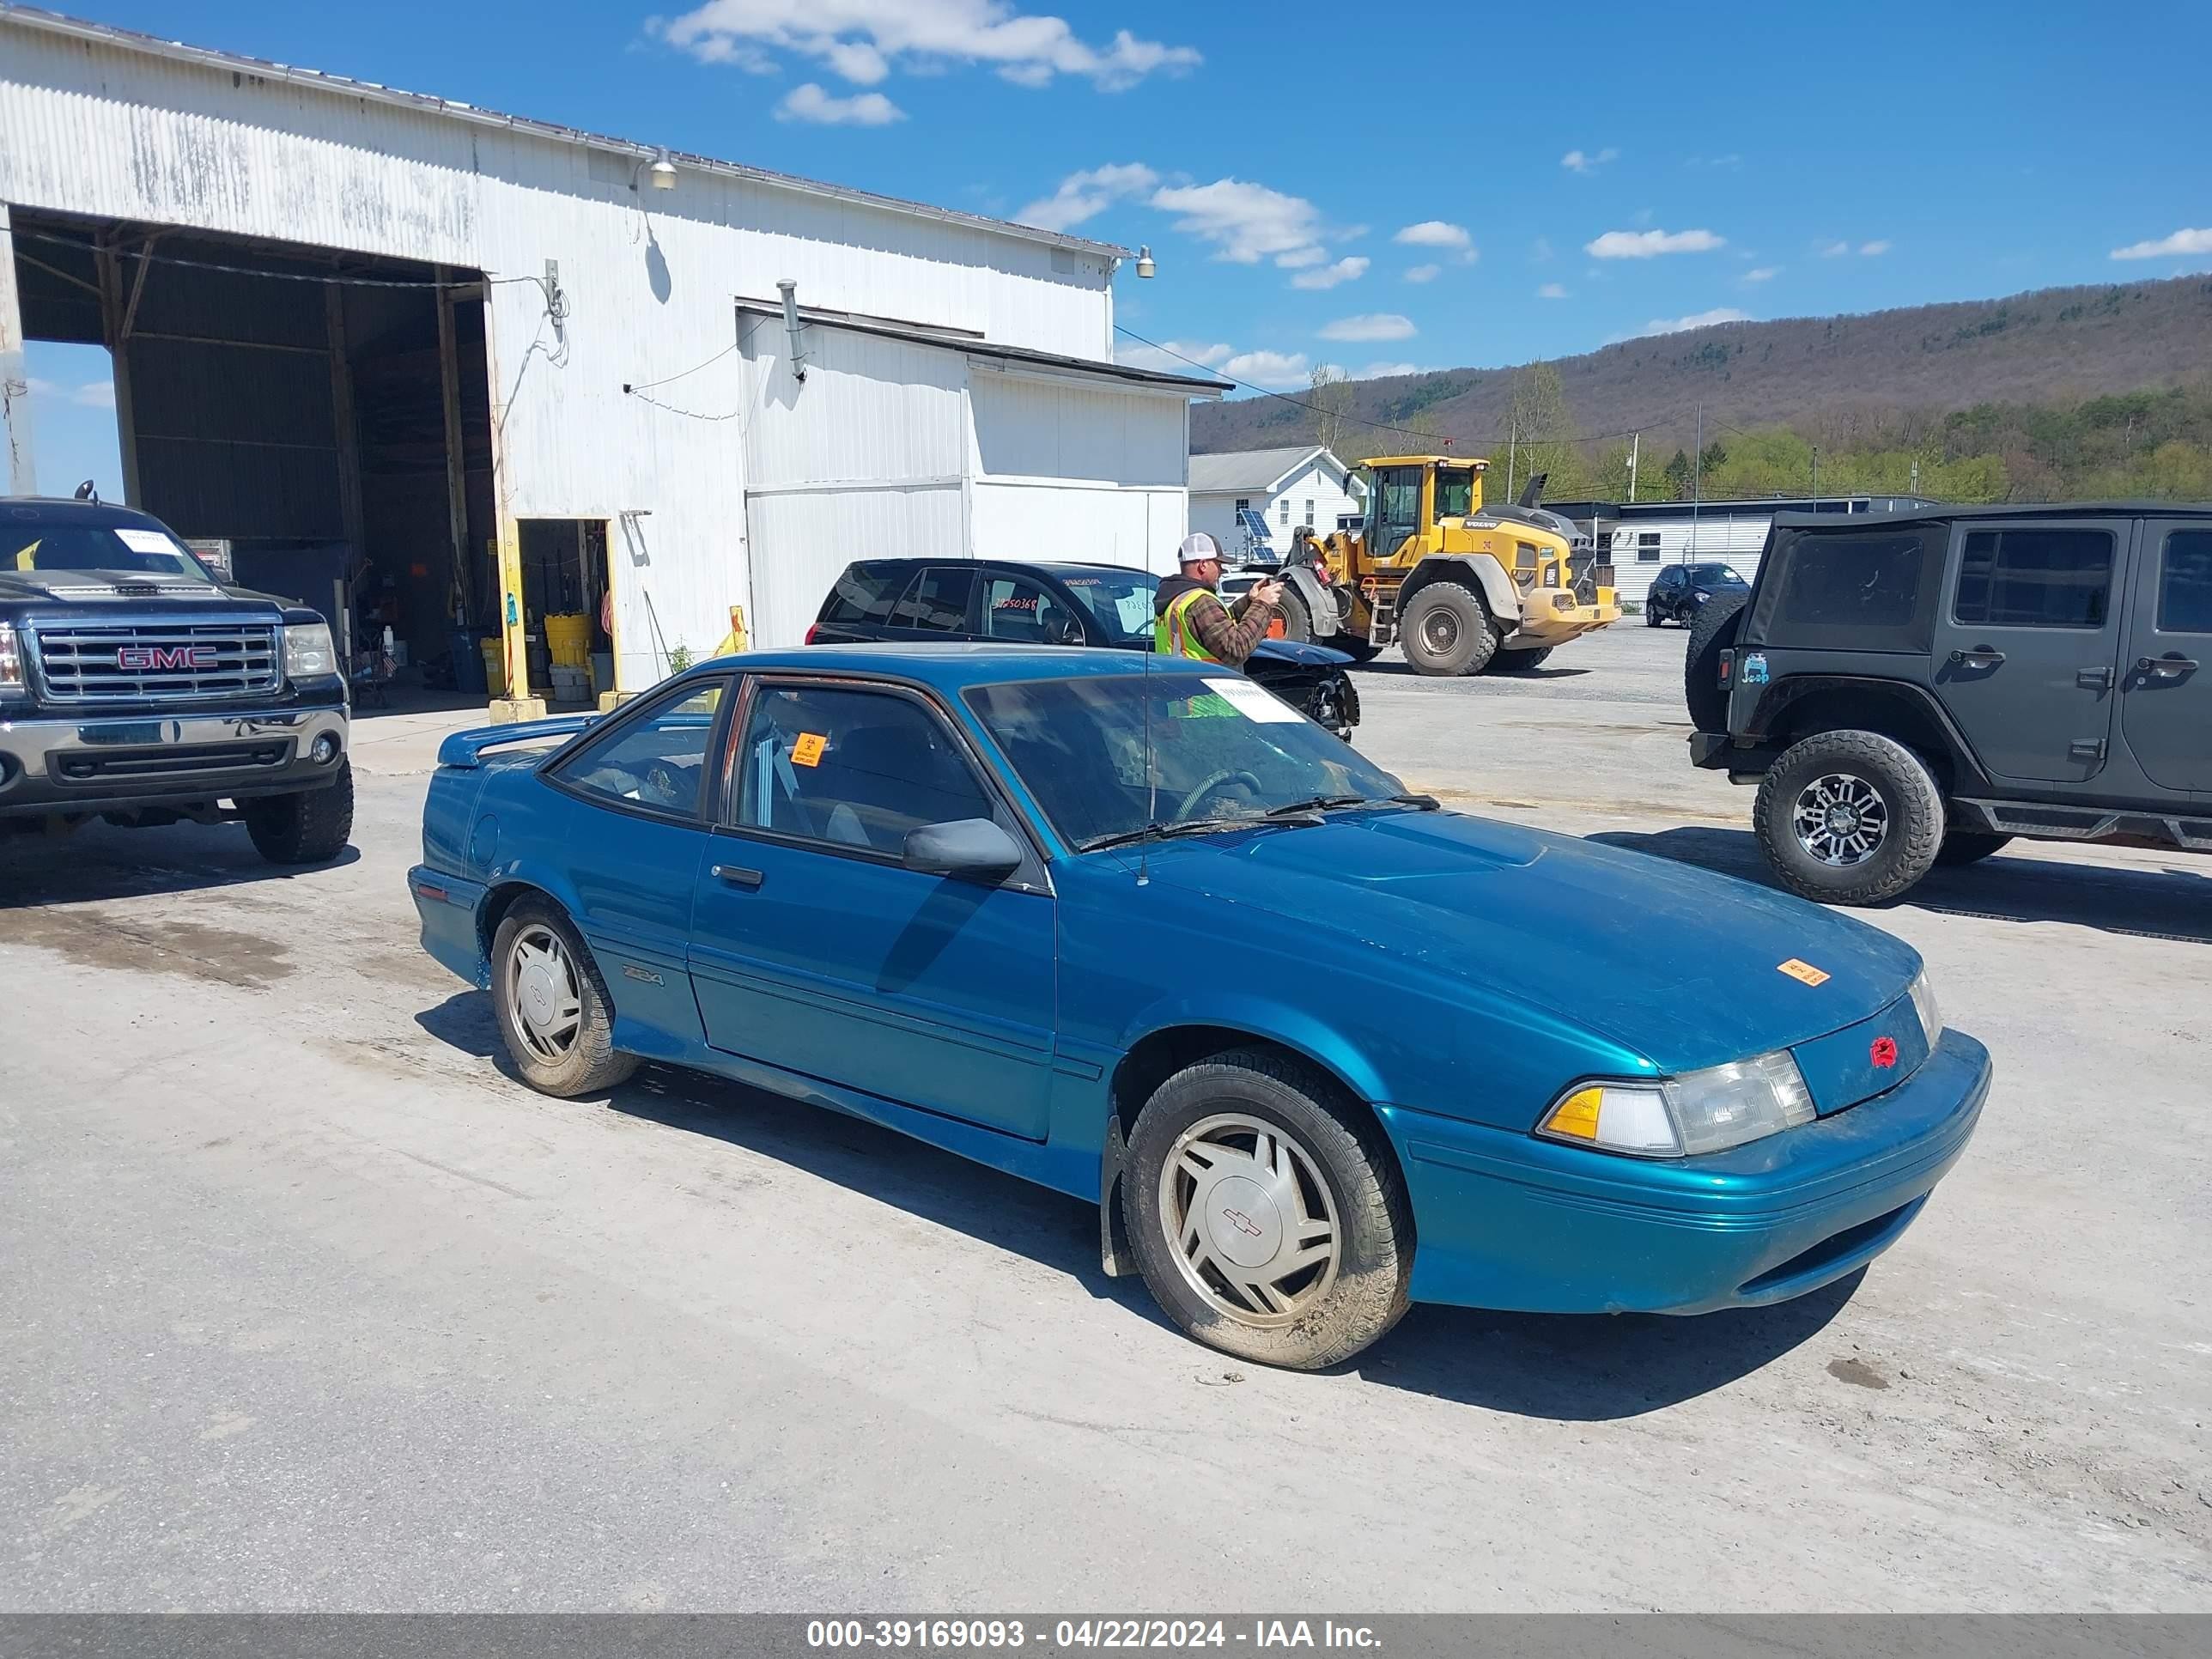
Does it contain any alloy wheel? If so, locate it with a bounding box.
[1419,607,1460,653]
[1156,1112,1341,1328]
[506,923,584,1062]
[1792,772,1891,867]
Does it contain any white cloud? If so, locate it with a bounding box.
[2111,227,2212,260]
[1859,240,1892,257]
[1290,255,1369,290]
[655,1,1200,91]
[1586,228,1725,258]
[775,82,904,123]
[1150,177,1331,266]
[25,376,58,398]
[1394,220,1471,249]
[1743,265,1781,283]
[1687,153,1742,170]
[1560,147,1619,173]
[73,380,116,409]
[1627,307,1753,338]
[1352,362,1425,379]
[1317,313,1415,343]
[1221,349,1310,389]
[1536,283,1569,300]
[1403,264,1441,283]
[1015,161,1158,232]
[1113,338,1231,374]
[1820,240,1852,258]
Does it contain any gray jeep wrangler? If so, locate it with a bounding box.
[1686,503,2211,905]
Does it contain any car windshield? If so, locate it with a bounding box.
[966,671,1411,849]
[1,520,212,580]
[1054,568,1158,647]
[1689,564,1747,585]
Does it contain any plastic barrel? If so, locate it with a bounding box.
[453,628,486,694]
[544,613,592,669]
[481,638,507,697]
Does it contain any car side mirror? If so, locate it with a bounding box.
[1046,613,1085,646]
[903,817,1024,883]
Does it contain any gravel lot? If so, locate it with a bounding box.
[3,622,2208,1612]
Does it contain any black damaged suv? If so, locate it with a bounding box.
[1686,503,2211,905]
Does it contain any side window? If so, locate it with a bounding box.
[1234,497,1250,513]
[899,567,976,634]
[981,575,1079,644]
[1304,499,1316,527]
[1277,499,1290,527]
[553,680,726,818]
[819,565,908,629]
[2158,531,2212,633]
[1954,528,2114,629]
[733,684,996,856]
[1637,532,1663,562]
[1376,468,1425,546]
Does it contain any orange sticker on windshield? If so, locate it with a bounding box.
[1778,958,1831,987]
[791,732,827,768]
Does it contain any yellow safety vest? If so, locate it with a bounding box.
[1154,586,1224,662]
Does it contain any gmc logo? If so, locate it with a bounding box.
[118,645,217,672]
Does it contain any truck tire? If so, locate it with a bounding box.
[241,759,355,865]
[1684,592,1747,732]
[1753,730,1944,906]
[1273,586,1315,644]
[1936,830,2012,867]
[1492,647,1553,672]
[490,897,640,1098]
[1123,1048,1413,1370]
[1399,581,1498,676]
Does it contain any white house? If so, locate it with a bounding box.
[1187,446,1364,561]
[0,8,1224,701]
[1544,495,1942,607]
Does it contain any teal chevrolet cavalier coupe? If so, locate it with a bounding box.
[410,645,1989,1370]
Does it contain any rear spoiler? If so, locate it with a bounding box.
[435,714,599,769]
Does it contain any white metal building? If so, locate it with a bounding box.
[1546,495,1942,607]
[1187,446,1363,560]
[0,7,1222,699]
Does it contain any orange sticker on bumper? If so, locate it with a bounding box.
[791,732,826,767]
[1778,958,1831,987]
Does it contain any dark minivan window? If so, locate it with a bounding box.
[1774,533,1928,629]
[1954,528,2115,629]
[894,567,976,633]
[2158,531,2212,634]
[819,565,909,629]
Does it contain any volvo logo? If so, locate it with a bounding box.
[118,645,217,672]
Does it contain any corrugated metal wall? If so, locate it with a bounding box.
[1608,512,1774,605]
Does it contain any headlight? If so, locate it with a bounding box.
[1908,969,1943,1049]
[284,621,337,680]
[1552,592,1579,611]
[1692,588,1712,601]
[1540,1050,1816,1158]
[0,622,24,695]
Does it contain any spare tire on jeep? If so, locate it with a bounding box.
[1684,591,1747,732]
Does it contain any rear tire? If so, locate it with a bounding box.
[1684,592,1748,732]
[1273,586,1315,645]
[1399,581,1498,676]
[241,759,355,865]
[1492,647,1553,672]
[490,898,640,1098]
[1753,730,1944,906]
[1124,1049,1413,1370]
[1936,830,2012,867]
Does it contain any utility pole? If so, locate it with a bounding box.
[1811,445,1820,511]
[1505,418,1517,501]
[1627,431,1639,503]
[1910,457,1921,497]
[1690,404,1703,557]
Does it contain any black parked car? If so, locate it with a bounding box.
[807,558,1361,738]
[1644,561,1749,627]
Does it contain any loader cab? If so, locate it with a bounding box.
[1357,456,1489,564]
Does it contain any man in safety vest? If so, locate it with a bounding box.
[1152,532,1283,669]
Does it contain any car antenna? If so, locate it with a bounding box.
[1138,592,1156,887]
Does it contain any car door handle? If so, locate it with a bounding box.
[1948,647,2005,668]
[2076,665,2114,690]
[710,863,764,889]
[2136,656,2199,681]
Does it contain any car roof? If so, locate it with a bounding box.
[699,641,1176,690]
[1774,501,2212,531]
[1,496,174,530]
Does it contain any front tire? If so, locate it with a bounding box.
[1492,646,1553,672]
[1398,581,1498,676]
[1273,586,1316,645]
[1753,730,1944,906]
[1645,604,1665,627]
[242,759,355,864]
[1124,1050,1412,1370]
[490,898,640,1097]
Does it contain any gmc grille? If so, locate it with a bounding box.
[31,622,282,704]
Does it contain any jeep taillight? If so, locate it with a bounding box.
[805,623,823,645]
[1717,649,1734,687]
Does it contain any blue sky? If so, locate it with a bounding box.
[24,0,2212,493]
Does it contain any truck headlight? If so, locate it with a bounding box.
[284,621,337,680]
[1908,969,1943,1048]
[0,622,24,695]
[1539,1050,1816,1158]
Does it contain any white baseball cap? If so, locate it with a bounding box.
[1177,532,1224,565]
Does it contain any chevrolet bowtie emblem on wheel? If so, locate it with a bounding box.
[1220,1207,1263,1239]
[1870,1036,1899,1069]
[117,644,217,672]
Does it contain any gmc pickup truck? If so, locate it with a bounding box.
[1,496,353,863]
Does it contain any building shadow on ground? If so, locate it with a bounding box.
[419,983,1858,1418]
[1590,824,2212,945]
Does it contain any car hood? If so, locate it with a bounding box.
[0,568,283,607]
[1247,638,1351,671]
[1140,811,1919,1073]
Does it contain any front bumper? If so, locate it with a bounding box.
[1382,1029,1990,1315]
[0,701,348,817]
[1508,600,1621,649]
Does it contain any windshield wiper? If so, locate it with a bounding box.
[1261,792,1442,819]
[1079,811,1322,853]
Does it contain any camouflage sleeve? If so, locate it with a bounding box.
[1189,592,1279,666]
